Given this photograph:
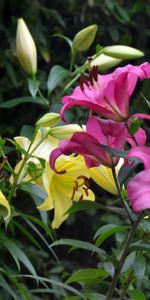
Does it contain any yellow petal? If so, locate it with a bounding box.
[0,191,11,220]
[15,129,59,162]
[38,155,95,228]
[89,159,124,195]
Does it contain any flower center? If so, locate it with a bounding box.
[71,175,90,201]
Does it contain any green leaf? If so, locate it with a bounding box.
[0,234,37,276]
[27,78,40,98]
[13,274,87,300]
[53,33,73,48]
[121,251,136,273]
[20,183,47,201]
[20,125,34,139]
[85,293,106,300]
[103,261,115,277]
[50,239,106,259]
[0,274,18,300]
[129,117,142,135]
[128,289,147,300]
[63,297,80,300]
[47,65,69,95]
[130,243,150,252]
[0,137,6,148]
[94,224,128,247]
[0,96,47,109]
[13,220,41,250]
[66,268,108,284]
[133,256,146,289]
[66,200,105,215]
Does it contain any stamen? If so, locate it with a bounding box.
[71,176,90,201]
[93,65,98,82]
[80,74,85,91]
[89,69,94,86]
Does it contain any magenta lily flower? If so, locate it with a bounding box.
[50,116,128,171]
[127,169,150,213]
[126,146,150,213]
[61,62,150,122]
[127,146,150,169]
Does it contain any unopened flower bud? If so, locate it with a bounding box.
[102,45,144,60]
[49,124,84,140]
[36,113,60,128]
[72,25,98,52]
[16,18,37,75]
[90,53,122,71]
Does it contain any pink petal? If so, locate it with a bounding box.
[134,113,150,121]
[49,148,66,174]
[127,170,150,212]
[127,146,150,169]
[127,127,147,147]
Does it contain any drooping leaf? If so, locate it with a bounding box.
[66,268,108,284]
[0,96,48,108]
[128,289,147,300]
[121,251,136,273]
[133,256,146,289]
[50,239,106,259]
[94,224,128,247]
[47,65,69,95]
[27,78,40,98]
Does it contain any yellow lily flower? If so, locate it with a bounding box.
[37,155,95,229]
[0,191,11,220]
[11,129,58,184]
[12,129,95,228]
[89,159,124,195]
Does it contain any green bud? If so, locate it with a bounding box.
[72,25,98,52]
[36,113,60,128]
[16,18,37,75]
[49,124,84,140]
[90,54,122,71]
[102,45,144,60]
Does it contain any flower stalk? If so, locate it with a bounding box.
[105,213,143,300]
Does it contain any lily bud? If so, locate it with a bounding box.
[16,18,37,75]
[72,25,98,52]
[36,113,60,128]
[49,124,84,140]
[102,45,144,60]
[90,53,122,71]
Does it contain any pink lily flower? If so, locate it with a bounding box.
[127,146,150,169]
[127,169,150,213]
[50,116,128,171]
[127,146,150,212]
[61,62,150,122]
[127,127,147,147]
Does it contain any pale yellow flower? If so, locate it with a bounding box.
[12,129,95,228]
[38,155,95,229]
[89,159,123,195]
[0,191,11,220]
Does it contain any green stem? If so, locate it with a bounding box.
[0,147,14,175]
[111,166,134,223]
[7,129,49,204]
[105,213,143,300]
[69,51,76,73]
